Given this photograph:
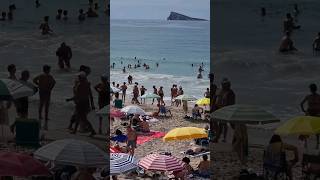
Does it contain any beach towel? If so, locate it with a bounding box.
[136,131,165,145]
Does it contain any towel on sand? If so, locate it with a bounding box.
[137,131,165,145]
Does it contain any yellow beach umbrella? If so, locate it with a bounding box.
[196,98,210,106]
[163,127,208,142]
[275,116,320,135]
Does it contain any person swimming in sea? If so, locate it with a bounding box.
[56,9,62,20]
[78,9,86,21]
[279,31,297,53]
[122,67,126,73]
[39,16,53,35]
[313,32,320,55]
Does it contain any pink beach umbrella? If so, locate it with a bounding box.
[138,154,184,172]
[0,152,50,177]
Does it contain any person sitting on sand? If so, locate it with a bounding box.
[78,9,86,21]
[192,104,203,119]
[300,83,320,148]
[0,12,6,21]
[56,9,63,20]
[126,126,137,155]
[130,114,140,128]
[138,119,150,133]
[39,16,52,35]
[264,134,299,180]
[158,103,172,116]
[56,42,72,69]
[173,157,194,179]
[33,65,56,130]
[7,64,17,80]
[313,32,320,53]
[279,31,297,53]
[71,167,96,180]
[194,154,210,178]
[86,7,98,17]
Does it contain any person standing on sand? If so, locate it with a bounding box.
[33,65,56,130]
[120,82,127,103]
[158,86,164,104]
[71,72,96,136]
[204,88,210,98]
[131,84,140,104]
[127,75,132,84]
[126,126,137,155]
[152,86,158,105]
[300,83,320,149]
[140,85,147,104]
[215,78,235,143]
[56,42,72,70]
[7,64,17,80]
[94,75,108,134]
[39,16,52,35]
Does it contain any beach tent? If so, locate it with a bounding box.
[196,98,210,106]
[0,79,36,100]
[121,105,146,115]
[0,152,49,177]
[110,153,138,175]
[138,154,184,172]
[275,116,320,135]
[34,139,108,167]
[174,94,197,101]
[211,104,280,125]
[163,127,208,142]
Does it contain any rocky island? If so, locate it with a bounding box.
[167,11,207,21]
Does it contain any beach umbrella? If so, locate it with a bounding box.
[110,86,121,93]
[0,152,49,177]
[275,116,320,135]
[0,79,36,100]
[211,104,280,125]
[138,154,184,172]
[174,94,197,101]
[121,105,146,115]
[163,127,208,142]
[196,98,210,106]
[139,93,160,99]
[110,153,138,175]
[34,139,108,167]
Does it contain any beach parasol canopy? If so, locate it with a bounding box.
[174,94,197,101]
[275,116,320,135]
[138,154,184,172]
[110,86,121,93]
[0,152,49,177]
[139,93,160,99]
[196,98,210,106]
[163,127,208,142]
[121,105,146,115]
[110,153,138,175]
[0,79,36,100]
[34,139,108,167]
[211,104,280,125]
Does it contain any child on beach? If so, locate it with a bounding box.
[33,65,56,130]
[94,75,108,134]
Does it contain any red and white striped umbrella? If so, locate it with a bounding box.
[138,154,184,172]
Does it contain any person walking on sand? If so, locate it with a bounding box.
[152,86,158,105]
[300,83,320,148]
[215,78,235,143]
[7,64,17,80]
[120,82,127,103]
[94,75,108,134]
[71,72,96,136]
[33,65,56,130]
[56,42,72,70]
[126,126,137,155]
[131,84,140,104]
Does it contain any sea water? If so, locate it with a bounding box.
[110,19,210,99]
[213,0,320,120]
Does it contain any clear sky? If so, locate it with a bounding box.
[111,0,210,20]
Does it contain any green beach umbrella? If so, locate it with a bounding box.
[139,93,160,99]
[211,104,280,125]
[174,94,197,101]
[0,79,36,100]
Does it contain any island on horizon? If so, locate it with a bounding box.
[167,11,207,21]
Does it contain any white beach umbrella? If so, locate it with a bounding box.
[139,93,160,99]
[110,153,138,175]
[0,79,37,100]
[174,94,197,101]
[34,139,108,167]
[110,86,121,93]
[121,105,146,115]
